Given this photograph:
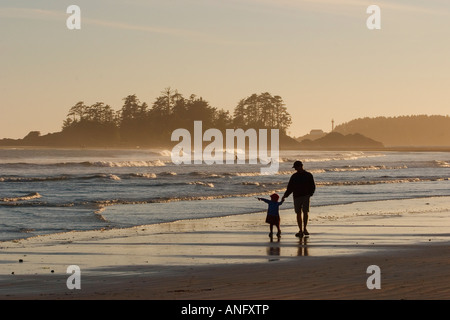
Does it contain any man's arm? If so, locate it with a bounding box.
[309,173,316,196]
[282,176,294,200]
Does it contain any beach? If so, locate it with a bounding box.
[0,196,449,300]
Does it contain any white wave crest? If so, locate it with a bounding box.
[188,181,215,188]
[326,165,408,172]
[158,150,172,157]
[434,160,450,168]
[160,171,177,176]
[0,192,42,202]
[241,181,262,186]
[132,173,157,179]
[90,160,166,167]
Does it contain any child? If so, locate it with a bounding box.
[258,193,284,238]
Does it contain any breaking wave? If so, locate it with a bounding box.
[0,160,167,169]
[131,173,157,179]
[85,160,166,167]
[0,192,42,202]
[0,174,123,183]
[0,164,434,185]
[188,181,215,188]
[434,160,450,168]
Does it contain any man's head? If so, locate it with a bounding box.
[292,160,303,171]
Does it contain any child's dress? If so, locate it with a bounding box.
[260,199,282,225]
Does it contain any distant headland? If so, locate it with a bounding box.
[293,115,450,151]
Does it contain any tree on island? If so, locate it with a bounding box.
[119,94,149,144]
[55,88,294,147]
[234,92,291,133]
[62,101,119,145]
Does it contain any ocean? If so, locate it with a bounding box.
[0,148,449,241]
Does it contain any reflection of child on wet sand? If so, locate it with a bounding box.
[257,193,284,238]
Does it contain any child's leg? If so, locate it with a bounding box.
[275,223,280,231]
[269,225,274,237]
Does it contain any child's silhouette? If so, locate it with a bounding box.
[258,193,284,238]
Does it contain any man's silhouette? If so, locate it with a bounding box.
[282,161,316,237]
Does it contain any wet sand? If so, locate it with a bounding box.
[0,197,449,300]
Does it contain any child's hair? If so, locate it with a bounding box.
[270,193,279,201]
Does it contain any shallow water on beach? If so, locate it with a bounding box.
[0,148,449,241]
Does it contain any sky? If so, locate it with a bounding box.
[1,0,449,139]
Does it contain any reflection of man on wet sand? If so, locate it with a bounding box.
[281,161,316,238]
[298,238,309,256]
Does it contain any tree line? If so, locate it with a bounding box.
[61,88,292,146]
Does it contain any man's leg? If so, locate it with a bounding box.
[303,211,309,235]
[296,212,303,233]
[303,196,311,235]
[294,197,303,237]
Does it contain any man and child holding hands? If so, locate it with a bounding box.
[258,160,316,238]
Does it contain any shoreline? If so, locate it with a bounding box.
[0,196,449,300]
[3,194,449,244]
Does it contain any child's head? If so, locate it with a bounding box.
[270,193,279,201]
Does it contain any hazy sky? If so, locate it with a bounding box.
[1,0,449,139]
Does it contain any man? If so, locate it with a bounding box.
[281,160,316,238]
